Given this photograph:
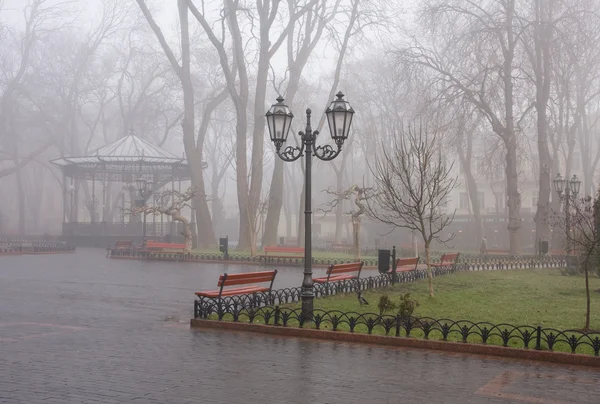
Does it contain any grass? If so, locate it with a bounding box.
[205,269,600,354]
[190,247,376,260]
[307,269,600,331]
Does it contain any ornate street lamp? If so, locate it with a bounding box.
[552,173,581,254]
[135,177,153,245]
[266,92,354,321]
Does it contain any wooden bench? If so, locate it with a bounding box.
[106,240,133,257]
[114,240,133,250]
[144,240,187,251]
[431,253,459,269]
[260,246,304,262]
[392,257,420,273]
[313,262,364,284]
[195,270,278,299]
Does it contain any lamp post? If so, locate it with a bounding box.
[135,177,153,245]
[266,92,355,321]
[552,173,581,254]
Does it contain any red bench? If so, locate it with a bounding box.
[144,240,187,251]
[106,240,133,257]
[195,270,278,299]
[313,262,364,284]
[392,257,420,273]
[431,253,459,269]
[115,240,133,250]
[260,246,304,262]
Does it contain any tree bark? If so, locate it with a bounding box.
[334,171,345,243]
[531,0,553,252]
[584,261,590,330]
[425,242,434,297]
[457,123,482,249]
[172,211,192,250]
[136,0,215,247]
[504,0,521,255]
[178,0,214,247]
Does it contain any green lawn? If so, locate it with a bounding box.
[307,269,600,331]
[191,247,375,260]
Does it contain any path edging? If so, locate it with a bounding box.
[190,318,600,368]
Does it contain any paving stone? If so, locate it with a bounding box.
[0,248,599,403]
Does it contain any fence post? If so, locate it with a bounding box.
[535,325,542,350]
[194,300,199,319]
[395,314,401,337]
[275,306,280,326]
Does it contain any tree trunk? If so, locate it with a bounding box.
[262,158,284,247]
[353,220,360,260]
[424,242,434,297]
[458,152,482,249]
[584,260,590,330]
[334,167,345,243]
[16,167,25,235]
[210,173,222,234]
[532,0,552,253]
[172,212,192,251]
[505,0,521,255]
[178,1,215,248]
[506,138,521,255]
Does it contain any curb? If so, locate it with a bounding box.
[190,319,600,368]
[107,254,380,269]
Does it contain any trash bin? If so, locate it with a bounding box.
[539,240,549,255]
[219,236,229,259]
[378,249,391,274]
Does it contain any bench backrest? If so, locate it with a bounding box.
[115,240,132,249]
[395,257,419,270]
[440,253,459,264]
[264,245,304,254]
[326,262,364,279]
[217,270,278,292]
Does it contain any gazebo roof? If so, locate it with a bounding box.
[51,133,184,166]
[50,133,190,182]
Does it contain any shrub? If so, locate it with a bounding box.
[377,294,396,316]
[397,293,419,318]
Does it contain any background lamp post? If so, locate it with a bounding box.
[135,177,153,245]
[266,92,354,321]
[552,173,581,254]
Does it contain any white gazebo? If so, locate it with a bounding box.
[50,131,191,242]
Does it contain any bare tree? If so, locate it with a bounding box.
[0,0,68,180]
[135,0,227,248]
[552,190,600,331]
[131,187,199,250]
[400,0,526,254]
[367,124,458,297]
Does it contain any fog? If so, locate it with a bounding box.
[0,0,599,254]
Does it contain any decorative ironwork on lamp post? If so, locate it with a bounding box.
[552,173,581,254]
[135,177,154,245]
[266,92,355,321]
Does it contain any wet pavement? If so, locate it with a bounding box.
[1,248,599,403]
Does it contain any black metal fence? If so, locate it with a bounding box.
[195,306,600,356]
[108,247,569,269]
[0,238,75,254]
[192,262,600,356]
[194,267,458,319]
